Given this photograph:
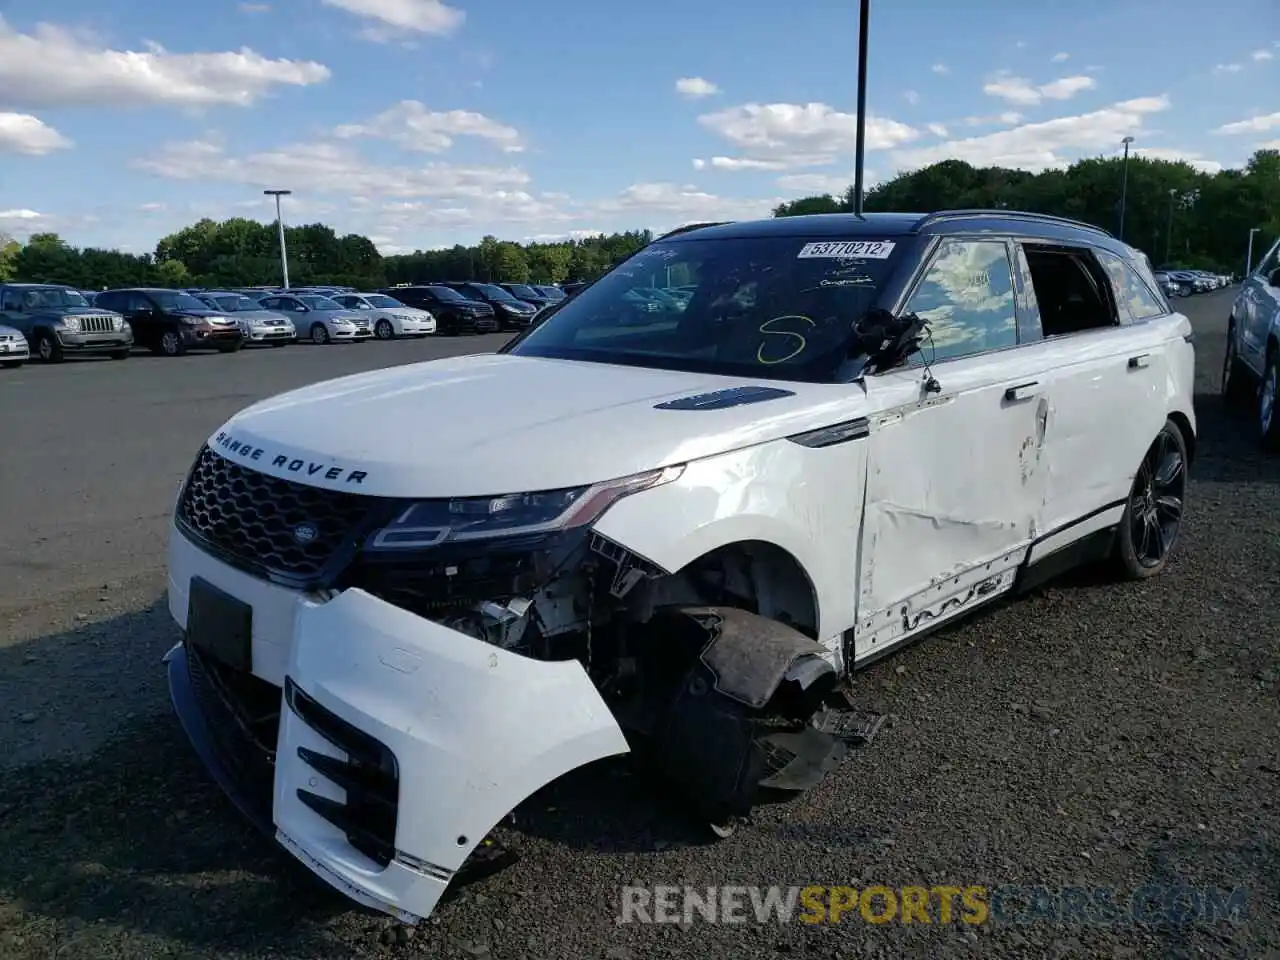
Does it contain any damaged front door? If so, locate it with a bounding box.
[852,238,1049,662]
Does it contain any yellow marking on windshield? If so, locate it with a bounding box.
[757,315,816,364]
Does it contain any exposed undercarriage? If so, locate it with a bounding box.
[346,526,884,831]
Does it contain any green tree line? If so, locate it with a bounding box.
[3,149,1275,289]
[775,148,1280,273]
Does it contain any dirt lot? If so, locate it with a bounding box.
[1,292,1277,959]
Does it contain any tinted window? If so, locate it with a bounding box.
[468,283,516,301]
[1255,238,1280,278]
[1095,249,1169,322]
[20,287,88,309]
[1,288,24,311]
[150,290,208,311]
[506,284,540,299]
[509,235,903,381]
[425,285,465,301]
[904,240,1017,364]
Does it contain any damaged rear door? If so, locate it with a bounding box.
[853,237,1051,661]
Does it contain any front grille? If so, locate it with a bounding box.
[80,315,115,333]
[177,446,373,582]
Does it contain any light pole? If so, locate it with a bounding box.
[264,189,292,289]
[1118,135,1134,241]
[1246,227,1261,276]
[851,0,870,216]
[1164,188,1177,265]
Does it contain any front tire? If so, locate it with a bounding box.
[159,330,185,357]
[375,319,395,340]
[1259,350,1280,451]
[36,332,63,363]
[1222,323,1254,407]
[1114,419,1188,580]
[311,324,330,345]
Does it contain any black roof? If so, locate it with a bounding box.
[0,281,73,289]
[659,210,1120,249]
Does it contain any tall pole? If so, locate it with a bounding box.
[1164,189,1176,265]
[264,189,292,288]
[1246,227,1260,276]
[1118,136,1134,241]
[851,0,870,216]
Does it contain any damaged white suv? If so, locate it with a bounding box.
[165,210,1196,924]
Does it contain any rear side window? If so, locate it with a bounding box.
[1,288,22,311]
[1095,249,1169,322]
[904,239,1018,364]
[1019,245,1118,338]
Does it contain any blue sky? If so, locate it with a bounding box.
[0,0,1276,255]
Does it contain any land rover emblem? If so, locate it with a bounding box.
[293,523,319,544]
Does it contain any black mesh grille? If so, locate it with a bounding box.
[177,445,373,582]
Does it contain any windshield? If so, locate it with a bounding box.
[424,285,466,301]
[471,283,518,301]
[20,287,89,309]
[507,236,902,381]
[152,290,210,311]
[211,295,257,311]
[538,286,566,299]
[506,284,540,299]
[365,294,403,308]
[301,295,342,311]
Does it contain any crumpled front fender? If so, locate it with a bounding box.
[273,588,630,923]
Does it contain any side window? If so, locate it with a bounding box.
[905,239,1018,364]
[0,288,22,311]
[123,293,148,311]
[1256,238,1280,279]
[1095,249,1169,322]
[1020,245,1119,338]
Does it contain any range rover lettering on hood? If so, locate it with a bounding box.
[212,430,368,484]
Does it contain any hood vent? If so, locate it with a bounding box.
[655,385,796,411]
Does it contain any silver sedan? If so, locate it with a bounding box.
[330,293,437,339]
[0,323,30,368]
[254,293,373,344]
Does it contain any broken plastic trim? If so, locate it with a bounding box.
[787,417,871,448]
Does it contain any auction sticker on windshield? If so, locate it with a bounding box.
[796,241,896,259]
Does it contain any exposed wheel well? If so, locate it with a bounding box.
[676,540,820,640]
[1168,410,1196,464]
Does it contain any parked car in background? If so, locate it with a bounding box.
[1223,234,1280,449]
[1152,271,1182,298]
[197,291,296,347]
[0,282,133,362]
[443,281,539,329]
[534,285,567,302]
[255,293,373,344]
[499,283,556,310]
[378,285,498,335]
[95,288,242,357]
[561,281,588,297]
[329,292,437,339]
[0,322,30,368]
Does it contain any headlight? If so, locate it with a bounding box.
[121,321,132,333]
[333,317,352,325]
[60,317,82,332]
[365,465,685,551]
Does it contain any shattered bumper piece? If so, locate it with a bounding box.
[171,587,631,923]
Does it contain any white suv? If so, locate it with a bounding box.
[163,210,1197,925]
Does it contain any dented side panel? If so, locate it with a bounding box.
[855,354,1050,659]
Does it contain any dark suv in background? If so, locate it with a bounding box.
[442,281,539,330]
[377,285,499,335]
[96,288,244,356]
[0,282,133,362]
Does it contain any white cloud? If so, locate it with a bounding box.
[1214,63,1243,74]
[926,122,949,137]
[0,17,328,109]
[691,158,706,169]
[776,172,859,194]
[333,100,523,153]
[705,156,789,171]
[903,90,920,105]
[0,112,72,154]
[1214,111,1280,134]
[239,2,270,12]
[1051,52,1070,63]
[983,71,1096,105]
[596,182,776,230]
[319,0,464,41]
[892,95,1171,172]
[931,63,949,75]
[675,76,719,99]
[1131,147,1223,173]
[1251,49,1273,61]
[698,101,920,169]
[962,112,1024,127]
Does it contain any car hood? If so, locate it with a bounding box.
[236,310,292,323]
[207,353,864,498]
[25,305,120,317]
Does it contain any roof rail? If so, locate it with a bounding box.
[921,209,1115,238]
[655,221,732,241]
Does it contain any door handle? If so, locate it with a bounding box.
[1128,354,1151,370]
[1004,381,1038,402]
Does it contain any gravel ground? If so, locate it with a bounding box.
[1,291,1276,960]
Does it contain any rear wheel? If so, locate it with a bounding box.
[375,319,395,340]
[1260,349,1280,451]
[36,332,63,363]
[1114,419,1188,579]
[1222,322,1254,407]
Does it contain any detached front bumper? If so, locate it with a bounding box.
[165,526,630,923]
